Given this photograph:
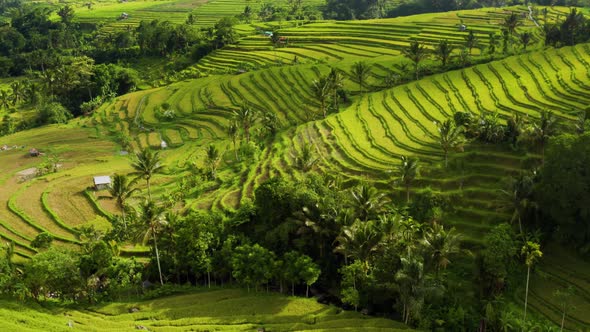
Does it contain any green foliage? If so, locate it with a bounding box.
[231,243,276,292]
[537,133,590,254]
[478,224,518,297]
[37,102,72,125]
[30,232,53,249]
[131,148,164,199]
[24,247,82,301]
[403,40,429,79]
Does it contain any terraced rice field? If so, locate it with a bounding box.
[72,0,325,32]
[2,6,590,327]
[526,244,590,330]
[0,288,414,331]
[194,6,560,74]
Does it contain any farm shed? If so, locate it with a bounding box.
[29,148,40,157]
[93,175,112,190]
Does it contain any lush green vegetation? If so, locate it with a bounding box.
[1,0,590,330]
[0,288,413,331]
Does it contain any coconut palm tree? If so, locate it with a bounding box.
[525,110,558,164]
[131,148,164,200]
[227,121,239,161]
[503,12,521,39]
[292,143,318,173]
[205,144,220,178]
[136,200,167,285]
[520,32,532,51]
[402,40,428,80]
[327,67,345,111]
[421,223,462,275]
[334,221,382,269]
[464,30,478,55]
[497,173,534,235]
[105,174,139,230]
[437,119,466,168]
[522,241,542,323]
[311,76,330,118]
[0,90,10,110]
[10,81,22,105]
[396,156,420,204]
[350,61,372,94]
[395,254,426,324]
[488,32,500,58]
[349,184,388,222]
[233,102,258,143]
[435,39,453,67]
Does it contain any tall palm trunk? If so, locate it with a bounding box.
[523,265,530,322]
[146,178,152,200]
[560,302,566,332]
[153,230,164,285]
[406,184,410,203]
[122,208,127,230]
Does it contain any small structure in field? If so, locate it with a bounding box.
[160,140,168,149]
[459,24,467,31]
[119,12,129,20]
[29,148,40,157]
[93,175,112,190]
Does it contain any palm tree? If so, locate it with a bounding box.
[205,144,220,178]
[520,32,532,51]
[136,200,167,285]
[435,40,453,67]
[464,30,478,55]
[350,61,372,94]
[553,286,575,332]
[10,81,22,106]
[488,32,500,58]
[526,110,558,163]
[503,12,521,39]
[228,121,239,161]
[292,143,318,172]
[437,119,466,168]
[131,148,164,200]
[396,156,420,204]
[497,173,534,235]
[421,223,462,275]
[522,241,542,323]
[349,184,388,222]
[327,68,345,111]
[0,90,10,110]
[233,102,258,143]
[575,111,587,135]
[311,76,330,118]
[402,41,428,80]
[395,254,426,324]
[334,221,382,269]
[105,174,139,230]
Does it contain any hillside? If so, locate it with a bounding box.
[1,3,590,329]
[0,288,413,331]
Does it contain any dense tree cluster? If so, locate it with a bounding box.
[0,1,241,134]
[544,8,590,47]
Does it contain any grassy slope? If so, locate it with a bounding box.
[0,5,589,328]
[0,289,413,331]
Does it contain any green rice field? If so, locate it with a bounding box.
[0,288,414,331]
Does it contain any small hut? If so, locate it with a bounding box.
[160,140,168,149]
[93,176,112,190]
[29,148,40,157]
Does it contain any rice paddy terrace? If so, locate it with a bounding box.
[194,6,568,73]
[0,288,413,331]
[1,5,590,328]
[70,0,325,32]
